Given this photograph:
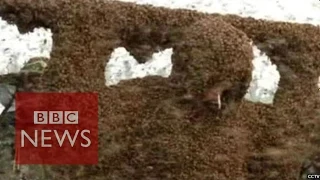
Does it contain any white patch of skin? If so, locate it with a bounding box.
[244,45,280,104]
[105,47,173,86]
[0,103,4,114]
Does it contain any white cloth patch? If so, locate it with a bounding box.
[105,47,173,86]
[0,17,53,75]
[245,45,280,104]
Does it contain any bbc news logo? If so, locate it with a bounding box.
[15,93,98,165]
[34,111,79,124]
[21,111,91,148]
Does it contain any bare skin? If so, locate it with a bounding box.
[165,80,234,122]
[178,80,233,109]
[202,81,233,109]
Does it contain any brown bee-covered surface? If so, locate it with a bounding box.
[0,0,319,179]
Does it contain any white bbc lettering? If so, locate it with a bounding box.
[80,130,91,147]
[33,111,79,124]
[21,130,37,147]
[21,129,91,148]
[64,111,78,124]
[41,130,52,147]
[34,111,48,124]
[49,111,63,124]
[54,130,79,147]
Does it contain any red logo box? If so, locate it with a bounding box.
[15,92,98,165]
